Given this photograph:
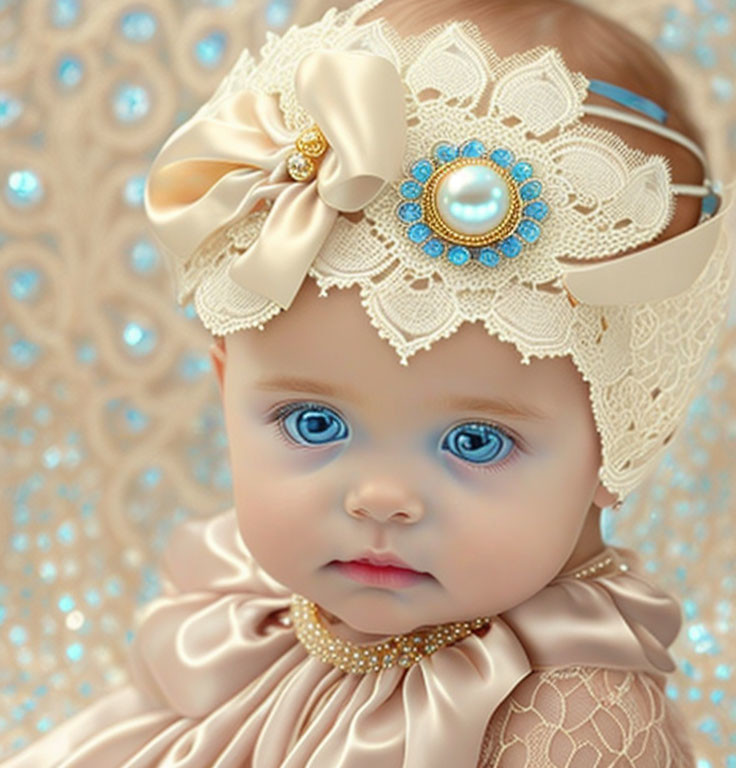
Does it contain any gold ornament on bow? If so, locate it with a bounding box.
[287,124,329,182]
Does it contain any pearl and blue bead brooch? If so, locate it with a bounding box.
[397,139,549,267]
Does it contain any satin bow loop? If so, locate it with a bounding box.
[144,49,407,310]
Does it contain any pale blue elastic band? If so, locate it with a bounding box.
[587,79,669,125]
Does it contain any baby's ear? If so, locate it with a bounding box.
[209,339,226,397]
[592,480,619,510]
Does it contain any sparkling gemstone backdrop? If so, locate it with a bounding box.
[0,0,734,764]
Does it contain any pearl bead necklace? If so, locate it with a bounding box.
[290,594,493,675]
[289,551,630,675]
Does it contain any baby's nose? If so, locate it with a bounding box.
[344,480,425,524]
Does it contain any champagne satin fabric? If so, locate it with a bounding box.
[144,49,406,310]
[1,508,684,768]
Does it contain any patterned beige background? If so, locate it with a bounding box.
[0,0,734,763]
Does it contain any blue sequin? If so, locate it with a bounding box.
[498,236,522,258]
[0,92,23,128]
[113,83,150,122]
[129,239,159,274]
[8,268,42,301]
[140,466,162,488]
[433,142,458,164]
[397,202,422,223]
[407,223,431,243]
[39,561,57,583]
[9,626,27,646]
[683,598,698,619]
[76,341,97,364]
[178,353,211,381]
[411,159,434,183]
[51,0,80,28]
[120,10,157,42]
[66,643,84,662]
[124,175,145,207]
[490,148,514,168]
[37,717,53,733]
[84,588,101,607]
[195,31,227,68]
[478,247,500,267]
[447,246,470,265]
[58,594,75,613]
[56,56,84,89]
[511,161,533,182]
[694,43,717,69]
[460,139,486,157]
[265,0,294,28]
[688,623,721,654]
[711,75,734,102]
[520,180,542,201]
[9,338,41,367]
[698,717,720,736]
[400,180,423,199]
[422,238,445,258]
[517,219,541,243]
[5,170,44,208]
[715,663,732,679]
[122,322,157,356]
[523,200,549,221]
[57,522,76,545]
[125,407,149,432]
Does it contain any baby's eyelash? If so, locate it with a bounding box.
[265,400,345,450]
[265,400,338,423]
[440,421,523,474]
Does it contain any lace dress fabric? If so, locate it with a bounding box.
[479,666,694,767]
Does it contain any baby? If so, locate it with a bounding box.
[2,0,732,765]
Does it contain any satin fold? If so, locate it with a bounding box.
[143,50,407,310]
[1,508,682,768]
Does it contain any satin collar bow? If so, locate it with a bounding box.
[125,510,682,768]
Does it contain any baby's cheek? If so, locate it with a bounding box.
[441,499,584,614]
[232,460,331,569]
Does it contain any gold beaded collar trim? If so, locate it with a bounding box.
[290,594,493,674]
[289,549,628,675]
[562,547,630,581]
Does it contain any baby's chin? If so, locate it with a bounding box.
[313,589,490,641]
[323,608,442,642]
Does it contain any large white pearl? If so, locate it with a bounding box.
[435,164,511,236]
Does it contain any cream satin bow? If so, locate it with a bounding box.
[144,50,407,309]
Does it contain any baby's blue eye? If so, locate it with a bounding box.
[281,404,349,446]
[441,423,515,465]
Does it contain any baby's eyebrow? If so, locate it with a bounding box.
[435,395,549,422]
[255,375,346,399]
[254,375,548,421]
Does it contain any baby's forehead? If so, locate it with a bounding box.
[228,279,590,418]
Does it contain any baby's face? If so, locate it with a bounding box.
[211,278,615,637]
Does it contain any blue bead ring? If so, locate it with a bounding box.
[396,138,548,268]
